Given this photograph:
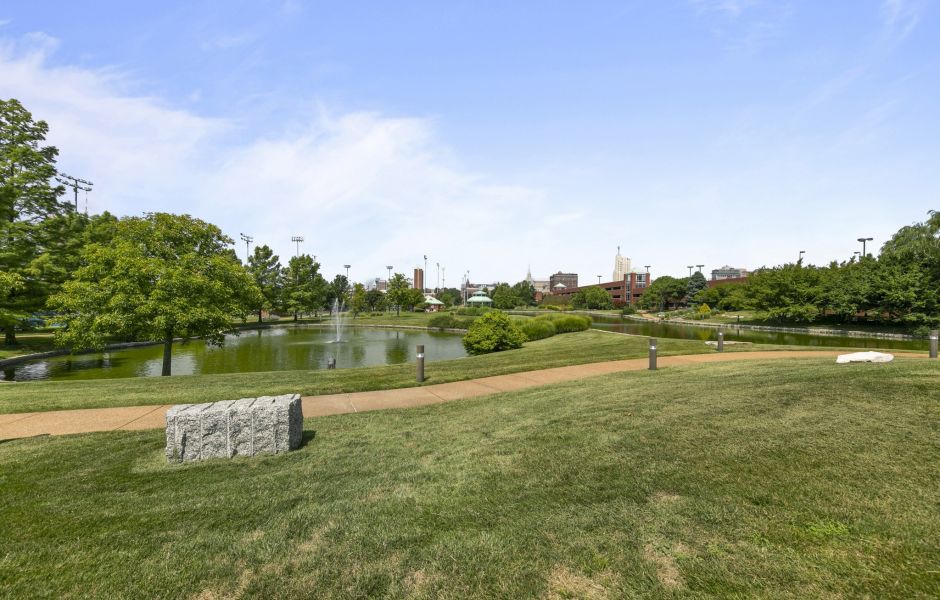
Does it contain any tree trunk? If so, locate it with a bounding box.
[4,326,15,346]
[293,311,298,321]
[258,307,263,323]
[161,331,173,376]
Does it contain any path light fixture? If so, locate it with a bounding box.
[857,237,873,257]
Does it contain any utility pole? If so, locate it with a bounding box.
[55,172,93,213]
[291,236,304,257]
[239,233,253,264]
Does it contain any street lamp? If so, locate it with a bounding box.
[798,250,805,263]
[687,265,694,277]
[644,265,650,274]
[423,255,428,293]
[857,237,873,257]
[696,264,704,273]
[344,264,351,280]
[436,262,440,292]
[291,235,304,257]
[239,233,253,264]
[597,275,602,285]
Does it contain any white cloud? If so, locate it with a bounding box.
[689,0,758,19]
[0,19,11,27]
[880,0,926,43]
[0,34,559,283]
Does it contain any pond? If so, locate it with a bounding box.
[585,314,929,351]
[1,326,467,382]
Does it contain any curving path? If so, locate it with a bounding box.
[0,350,923,441]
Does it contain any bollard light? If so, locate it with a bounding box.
[416,344,425,382]
[930,329,938,359]
[648,338,657,371]
[717,330,724,352]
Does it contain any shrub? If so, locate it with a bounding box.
[534,313,591,333]
[457,307,489,316]
[428,315,457,330]
[462,311,527,355]
[621,305,637,316]
[519,318,556,341]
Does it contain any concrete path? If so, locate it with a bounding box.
[0,350,919,441]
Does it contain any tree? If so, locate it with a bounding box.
[365,288,386,312]
[350,283,367,316]
[51,213,261,376]
[639,276,689,311]
[247,245,282,322]
[512,280,536,306]
[438,287,462,307]
[875,210,940,324]
[0,98,70,344]
[491,283,519,310]
[686,272,707,301]
[326,274,350,310]
[571,286,614,310]
[404,287,425,312]
[386,273,411,316]
[281,254,327,320]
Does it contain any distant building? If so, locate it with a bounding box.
[413,268,424,291]
[552,272,651,306]
[710,266,748,281]
[612,247,631,281]
[549,271,578,291]
[525,266,551,295]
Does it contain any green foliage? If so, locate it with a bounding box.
[512,280,537,306]
[349,282,367,315]
[620,304,637,316]
[687,271,707,300]
[456,306,489,316]
[385,273,411,316]
[247,245,282,319]
[326,274,350,309]
[490,283,519,310]
[570,285,614,310]
[519,318,556,341]
[535,313,591,333]
[428,314,475,330]
[695,303,712,319]
[437,287,462,307]
[461,311,527,355]
[281,254,327,320]
[50,213,261,375]
[364,288,386,312]
[640,276,689,310]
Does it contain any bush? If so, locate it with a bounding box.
[457,307,489,316]
[621,305,637,315]
[429,315,475,330]
[462,311,527,355]
[535,313,591,333]
[519,318,556,341]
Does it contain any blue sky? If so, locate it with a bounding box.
[1,1,937,285]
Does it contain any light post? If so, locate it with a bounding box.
[696,264,704,273]
[687,265,693,277]
[423,255,428,293]
[597,275,602,285]
[798,250,805,263]
[442,266,446,289]
[344,264,351,280]
[291,235,304,257]
[239,233,253,264]
[436,262,440,292]
[465,271,470,305]
[644,265,650,273]
[857,237,873,257]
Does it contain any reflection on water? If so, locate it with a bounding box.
[2,326,467,382]
[585,314,927,351]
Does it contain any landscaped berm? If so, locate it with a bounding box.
[1,355,937,598]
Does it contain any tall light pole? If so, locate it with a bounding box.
[386,265,393,290]
[857,237,873,257]
[436,262,440,292]
[442,266,446,289]
[687,265,694,277]
[344,264,351,280]
[423,255,428,293]
[291,235,304,257]
[798,250,805,263]
[465,270,470,305]
[239,233,253,264]
[696,264,704,273]
[644,265,650,274]
[597,275,602,285]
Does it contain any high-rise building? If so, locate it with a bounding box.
[612,246,631,281]
[710,266,748,281]
[413,268,424,291]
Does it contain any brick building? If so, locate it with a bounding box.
[551,273,651,306]
[413,268,424,291]
[549,271,578,290]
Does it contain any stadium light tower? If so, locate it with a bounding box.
[291,236,304,256]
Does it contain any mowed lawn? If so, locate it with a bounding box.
[1,359,937,598]
[0,330,765,414]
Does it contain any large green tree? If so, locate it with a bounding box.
[491,283,519,310]
[512,281,536,306]
[386,273,411,316]
[51,213,260,376]
[326,274,350,310]
[281,254,327,320]
[0,98,71,344]
[247,245,282,322]
[571,286,614,310]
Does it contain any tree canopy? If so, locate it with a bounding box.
[247,245,282,321]
[571,286,614,310]
[51,213,260,375]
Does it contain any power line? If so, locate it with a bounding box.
[55,172,93,214]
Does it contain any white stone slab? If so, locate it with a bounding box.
[166,394,303,462]
[835,351,894,364]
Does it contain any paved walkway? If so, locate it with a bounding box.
[0,350,921,440]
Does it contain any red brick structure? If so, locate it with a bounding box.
[551,273,651,305]
[705,276,748,288]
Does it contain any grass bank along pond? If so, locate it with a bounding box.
[1,325,466,382]
[584,313,930,351]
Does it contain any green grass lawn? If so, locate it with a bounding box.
[1,359,936,598]
[0,333,56,360]
[0,330,760,414]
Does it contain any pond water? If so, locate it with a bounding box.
[2,326,467,382]
[585,314,928,351]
